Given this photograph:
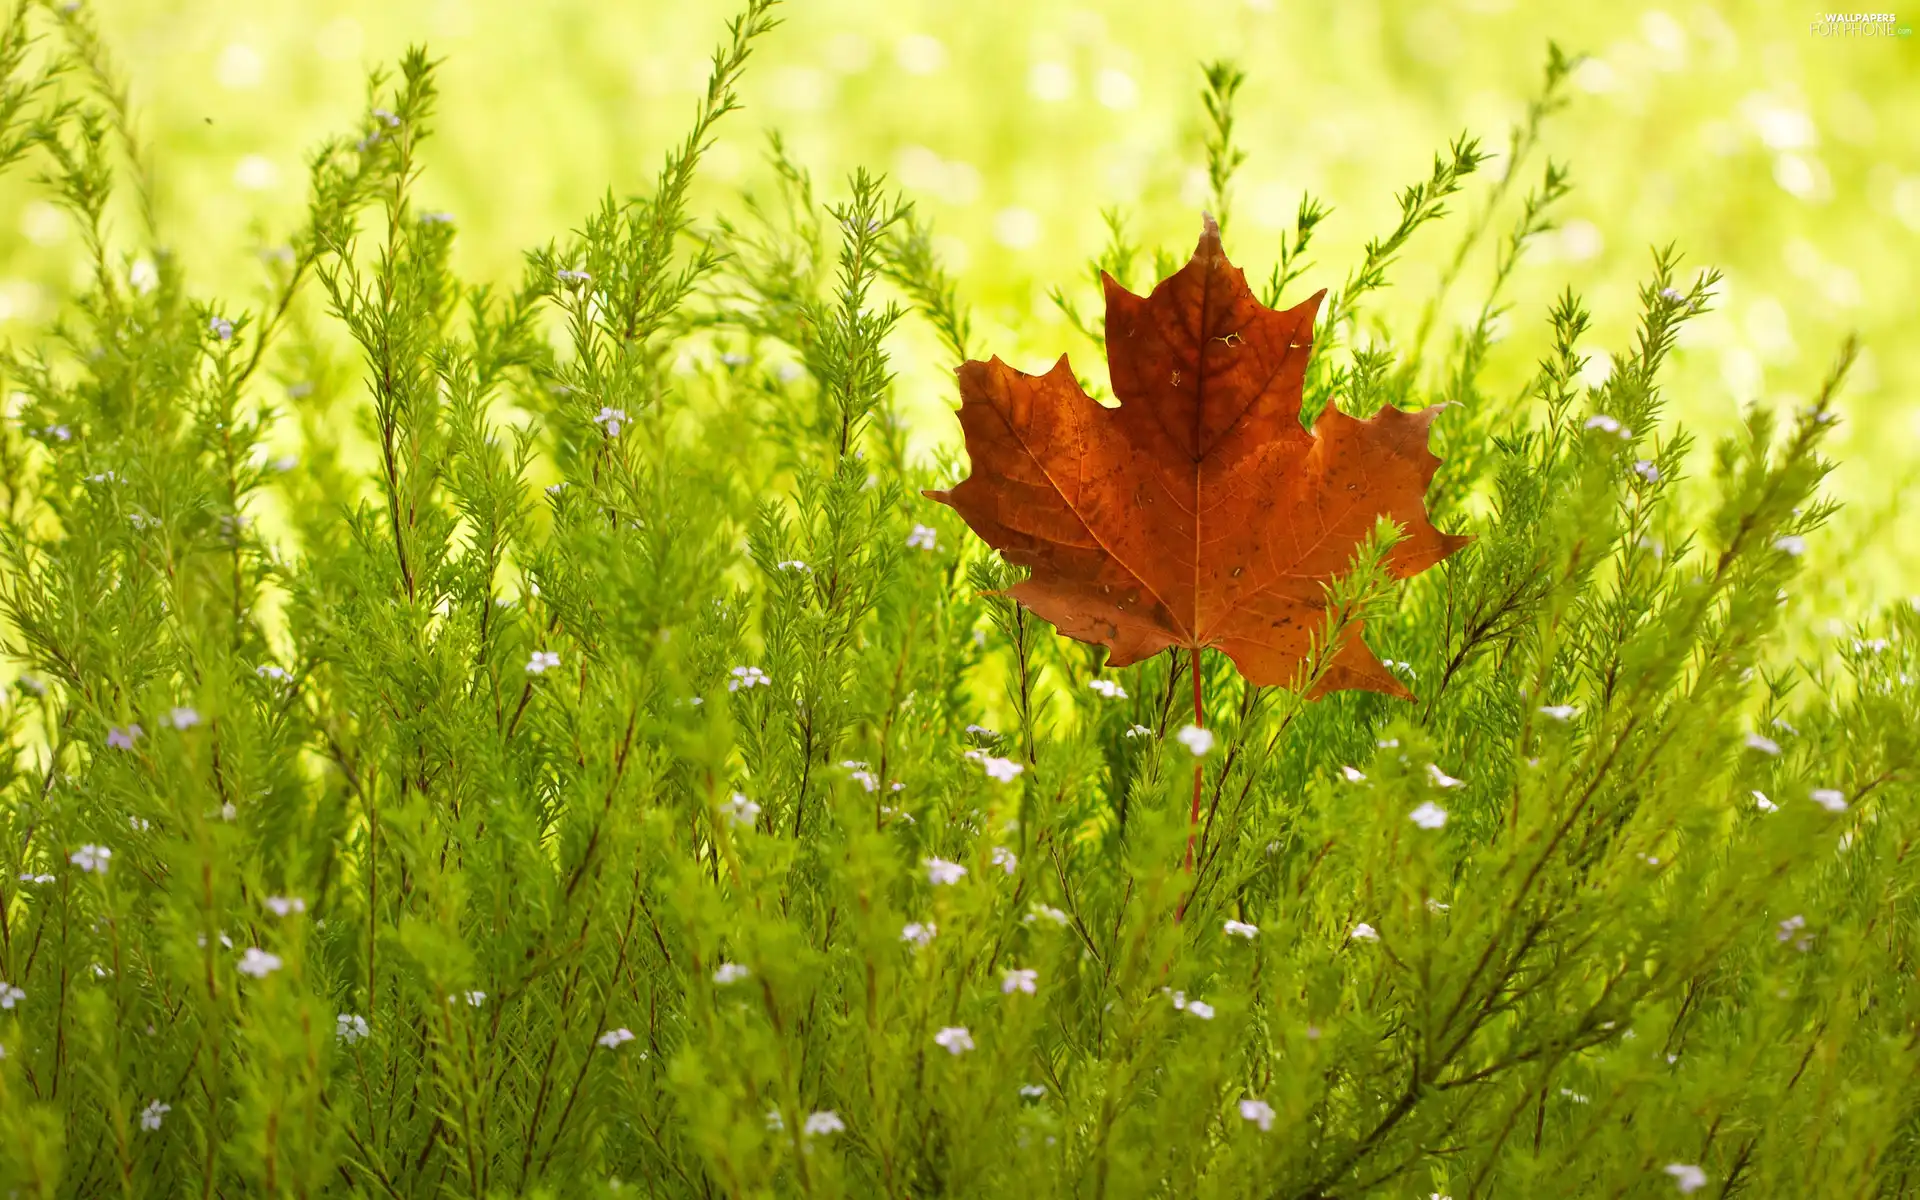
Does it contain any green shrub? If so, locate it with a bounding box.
[0,3,1914,1196]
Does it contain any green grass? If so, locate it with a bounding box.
[0,1,1916,1196]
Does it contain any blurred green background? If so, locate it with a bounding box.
[3,0,1916,618]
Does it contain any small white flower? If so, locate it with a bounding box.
[526,650,561,675]
[1538,704,1579,721]
[17,873,53,884]
[1223,919,1259,939]
[237,947,282,978]
[265,895,306,917]
[991,846,1018,875]
[597,1027,636,1049]
[1773,534,1806,557]
[1810,788,1847,813]
[460,991,487,1007]
[775,559,811,573]
[901,921,937,946]
[1584,414,1621,433]
[107,724,143,750]
[1185,999,1216,1020]
[849,769,879,792]
[1744,732,1781,755]
[924,857,967,886]
[1019,1084,1047,1099]
[592,406,628,437]
[139,1099,171,1131]
[1238,1098,1275,1131]
[712,963,751,985]
[722,792,761,828]
[980,755,1024,782]
[1752,790,1778,812]
[70,844,112,874]
[1426,898,1450,914]
[0,982,23,1009]
[1776,914,1806,943]
[1088,678,1128,699]
[1351,922,1379,941]
[1425,764,1465,789]
[1377,737,1399,748]
[965,723,996,737]
[128,815,150,833]
[728,665,771,692]
[803,1110,846,1136]
[1002,967,1038,995]
[209,316,234,341]
[1632,459,1660,482]
[255,664,290,682]
[1176,725,1215,756]
[1663,1163,1707,1194]
[1340,765,1366,783]
[1409,801,1449,829]
[906,524,938,551]
[219,802,238,821]
[168,706,201,730]
[555,267,592,285]
[1124,724,1153,738]
[1026,904,1070,927]
[336,1013,370,1044]
[766,1108,786,1131]
[934,1026,974,1054]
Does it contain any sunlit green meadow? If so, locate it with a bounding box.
[3,0,1916,606]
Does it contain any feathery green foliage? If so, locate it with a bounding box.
[0,3,1914,1197]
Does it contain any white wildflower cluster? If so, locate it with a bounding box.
[592,406,628,437]
[901,921,937,946]
[990,846,1017,875]
[906,523,938,551]
[1163,989,1215,1020]
[1409,802,1449,830]
[924,857,967,886]
[1238,1098,1275,1131]
[336,1013,370,1044]
[107,724,143,750]
[934,1026,974,1054]
[1087,678,1127,699]
[963,747,1024,782]
[526,650,561,675]
[721,792,760,828]
[265,895,306,917]
[728,665,771,692]
[0,982,23,1009]
[1001,967,1038,995]
[1223,919,1259,939]
[70,844,112,875]
[1584,413,1632,439]
[1025,904,1070,927]
[237,948,282,978]
[597,1027,636,1050]
[712,963,751,985]
[1176,725,1214,756]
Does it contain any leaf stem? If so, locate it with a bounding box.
[1183,645,1204,893]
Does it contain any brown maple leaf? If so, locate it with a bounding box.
[927,214,1470,701]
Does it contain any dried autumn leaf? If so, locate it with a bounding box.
[927,214,1469,700]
